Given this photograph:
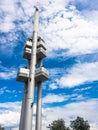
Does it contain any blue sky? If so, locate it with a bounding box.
[0,0,98,130]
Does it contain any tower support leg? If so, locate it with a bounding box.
[19,83,27,130]
[36,82,42,130]
[22,8,39,130]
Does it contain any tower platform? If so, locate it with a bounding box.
[37,37,46,50]
[35,67,49,83]
[24,37,46,50]
[23,47,46,60]
[16,67,49,83]
[16,68,29,82]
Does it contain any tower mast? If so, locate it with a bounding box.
[17,6,49,130]
[23,8,39,130]
[18,8,39,130]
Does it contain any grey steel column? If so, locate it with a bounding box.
[36,82,42,130]
[19,61,30,130]
[19,83,27,130]
[36,59,43,130]
[23,8,39,130]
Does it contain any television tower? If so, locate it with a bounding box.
[16,8,49,130]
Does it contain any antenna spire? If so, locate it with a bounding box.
[36,0,39,9]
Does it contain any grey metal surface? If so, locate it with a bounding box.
[22,8,39,130]
[18,7,48,130]
[23,46,46,60]
[36,82,42,130]
[19,83,27,130]
[36,58,43,130]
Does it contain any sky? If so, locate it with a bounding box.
[0,0,98,130]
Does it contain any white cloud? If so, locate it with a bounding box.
[0,0,35,54]
[0,102,36,129]
[0,87,7,95]
[42,98,98,130]
[0,1,16,32]
[0,99,98,130]
[0,0,98,57]
[0,86,16,95]
[43,93,89,103]
[71,94,85,101]
[43,94,68,103]
[0,68,16,80]
[49,83,58,90]
[0,0,35,33]
[38,1,98,57]
[0,62,17,80]
[74,86,92,92]
[56,62,98,87]
[0,102,21,128]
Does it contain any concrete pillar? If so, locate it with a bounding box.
[36,82,42,130]
[36,58,43,130]
[22,8,39,130]
[19,83,27,130]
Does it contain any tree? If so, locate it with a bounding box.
[48,119,70,130]
[0,125,4,130]
[70,116,90,130]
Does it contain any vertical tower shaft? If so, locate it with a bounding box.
[19,83,27,130]
[17,7,49,130]
[23,8,39,130]
[36,82,42,130]
[36,60,43,130]
[19,60,30,130]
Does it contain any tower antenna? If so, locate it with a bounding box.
[36,0,39,9]
[16,1,49,130]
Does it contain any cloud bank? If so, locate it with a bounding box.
[0,99,98,130]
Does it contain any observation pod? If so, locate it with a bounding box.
[16,68,29,82]
[24,37,46,50]
[24,38,32,49]
[37,37,46,50]
[35,67,49,83]
[16,67,49,83]
[23,47,46,60]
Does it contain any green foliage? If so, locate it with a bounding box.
[48,116,90,130]
[48,119,70,130]
[0,125,4,130]
[70,116,90,130]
